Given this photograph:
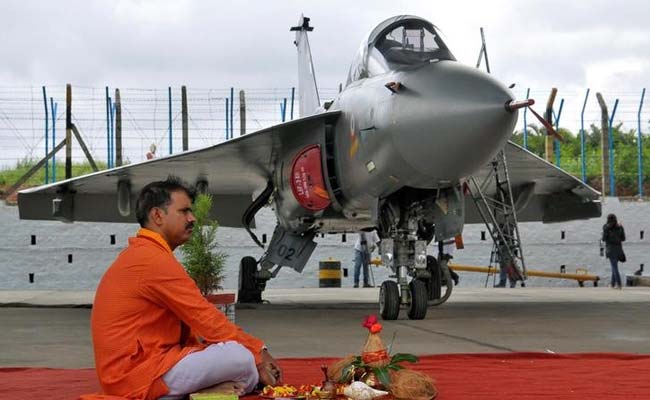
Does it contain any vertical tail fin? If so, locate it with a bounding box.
[291,15,320,117]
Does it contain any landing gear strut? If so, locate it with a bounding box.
[238,225,317,304]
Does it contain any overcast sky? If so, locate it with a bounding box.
[1,0,650,167]
[2,0,649,92]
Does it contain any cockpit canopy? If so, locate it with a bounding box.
[346,16,456,86]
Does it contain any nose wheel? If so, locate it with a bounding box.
[379,281,400,320]
[407,279,428,320]
[379,279,429,320]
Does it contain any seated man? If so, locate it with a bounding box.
[88,177,280,399]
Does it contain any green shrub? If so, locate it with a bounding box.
[180,193,228,296]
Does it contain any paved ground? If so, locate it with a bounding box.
[1,287,650,368]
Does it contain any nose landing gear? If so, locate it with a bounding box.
[378,245,454,321]
[378,277,432,321]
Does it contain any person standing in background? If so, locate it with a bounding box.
[353,230,380,288]
[602,213,626,290]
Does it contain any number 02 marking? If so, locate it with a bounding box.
[277,244,296,261]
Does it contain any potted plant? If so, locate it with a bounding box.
[181,193,230,302]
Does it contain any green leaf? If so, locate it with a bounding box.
[180,193,228,296]
[351,356,365,368]
[387,364,404,371]
[373,367,391,388]
[390,353,418,364]
[340,364,354,383]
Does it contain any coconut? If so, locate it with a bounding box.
[389,369,437,400]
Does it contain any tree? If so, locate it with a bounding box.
[181,193,228,296]
[507,121,650,195]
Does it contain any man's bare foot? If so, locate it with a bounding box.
[196,381,246,396]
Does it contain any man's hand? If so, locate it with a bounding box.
[257,349,282,386]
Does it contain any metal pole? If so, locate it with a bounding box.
[230,87,234,139]
[282,97,287,122]
[609,98,620,196]
[70,124,98,171]
[50,98,57,182]
[168,86,173,155]
[290,87,295,120]
[638,88,646,197]
[596,93,609,196]
[114,89,122,167]
[108,97,114,169]
[105,86,110,169]
[181,85,188,151]
[580,89,590,183]
[112,102,116,167]
[480,27,490,73]
[5,140,66,198]
[553,98,564,167]
[225,98,230,140]
[523,88,530,149]
[544,88,558,163]
[65,84,72,180]
[42,86,49,184]
[239,89,246,136]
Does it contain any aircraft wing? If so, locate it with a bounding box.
[18,112,340,227]
[465,141,601,224]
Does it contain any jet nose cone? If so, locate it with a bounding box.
[389,62,517,185]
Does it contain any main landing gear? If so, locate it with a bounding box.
[238,256,265,303]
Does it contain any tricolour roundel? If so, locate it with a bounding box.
[290,145,331,211]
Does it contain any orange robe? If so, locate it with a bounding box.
[89,228,264,399]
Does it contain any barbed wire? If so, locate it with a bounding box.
[0,85,648,170]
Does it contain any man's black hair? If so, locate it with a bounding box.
[135,176,195,227]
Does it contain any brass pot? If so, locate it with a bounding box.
[318,379,337,399]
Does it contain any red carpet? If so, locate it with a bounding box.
[1,353,649,400]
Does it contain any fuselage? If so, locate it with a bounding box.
[330,61,517,210]
[274,16,518,233]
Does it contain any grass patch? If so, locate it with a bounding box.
[0,159,108,188]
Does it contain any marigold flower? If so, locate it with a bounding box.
[362,314,378,329]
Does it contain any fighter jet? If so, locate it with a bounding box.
[17,15,600,320]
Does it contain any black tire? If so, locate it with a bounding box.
[238,256,261,303]
[421,255,441,300]
[407,279,428,320]
[428,257,454,307]
[379,280,400,320]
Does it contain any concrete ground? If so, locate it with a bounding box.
[1,287,650,369]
